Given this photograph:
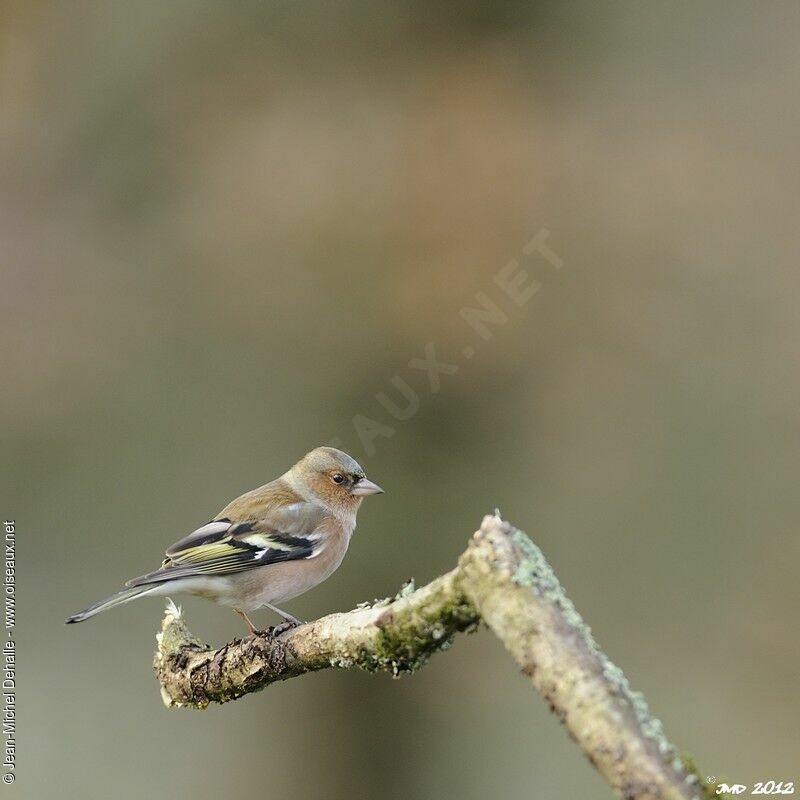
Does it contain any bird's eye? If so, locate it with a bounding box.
[331,473,345,484]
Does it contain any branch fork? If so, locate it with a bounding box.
[154,514,709,800]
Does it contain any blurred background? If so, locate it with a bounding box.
[3,1,799,798]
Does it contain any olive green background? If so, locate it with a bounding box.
[3,2,798,798]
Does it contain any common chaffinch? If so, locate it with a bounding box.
[67,447,383,634]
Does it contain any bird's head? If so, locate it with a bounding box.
[290,446,384,514]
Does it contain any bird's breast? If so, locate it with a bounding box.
[239,518,354,608]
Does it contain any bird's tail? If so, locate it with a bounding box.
[66,585,154,624]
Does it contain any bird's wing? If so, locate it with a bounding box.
[126,498,329,587]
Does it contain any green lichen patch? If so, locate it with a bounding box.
[509,526,688,780]
[365,588,477,677]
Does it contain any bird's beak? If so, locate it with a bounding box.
[351,478,384,496]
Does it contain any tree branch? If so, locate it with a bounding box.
[154,514,709,800]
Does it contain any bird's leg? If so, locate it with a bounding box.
[234,608,257,635]
[262,602,302,636]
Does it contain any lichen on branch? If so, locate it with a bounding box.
[154,567,477,709]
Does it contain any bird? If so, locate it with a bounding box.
[66,447,383,634]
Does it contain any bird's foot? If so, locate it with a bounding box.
[234,608,258,636]
[269,619,302,638]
